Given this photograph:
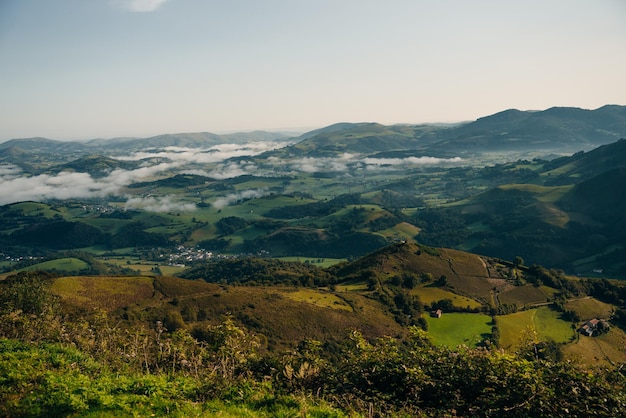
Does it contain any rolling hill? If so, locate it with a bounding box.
[439,139,626,276]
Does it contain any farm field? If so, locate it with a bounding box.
[497,307,574,351]
[423,312,492,348]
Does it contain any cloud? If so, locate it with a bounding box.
[0,164,22,177]
[115,0,169,12]
[180,161,257,180]
[116,141,288,164]
[212,189,271,210]
[124,196,196,212]
[0,161,182,206]
[289,156,351,173]
[362,156,464,166]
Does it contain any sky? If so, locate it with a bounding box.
[1,0,625,141]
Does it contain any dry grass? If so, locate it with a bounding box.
[280,288,353,311]
[562,328,626,366]
[51,276,156,311]
[413,286,482,309]
[498,285,551,307]
[565,297,614,320]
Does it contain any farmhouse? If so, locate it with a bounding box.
[430,309,443,318]
[578,318,609,337]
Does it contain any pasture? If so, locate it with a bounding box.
[497,307,574,351]
[423,312,493,348]
[562,327,626,366]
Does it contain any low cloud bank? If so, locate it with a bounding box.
[116,141,287,164]
[125,196,196,213]
[0,162,180,206]
[212,189,270,210]
[362,156,464,166]
[0,141,284,206]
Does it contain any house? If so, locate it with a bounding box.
[578,318,609,337]
[430,309,443,318]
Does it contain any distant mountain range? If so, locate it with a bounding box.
[2,105,625,162]
[280,105,626,159]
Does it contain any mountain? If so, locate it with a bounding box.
[3,106,625,163]
[259,105,626,161]
[428,105,626,154]
[0,137,88,153]
[86,131,289,151]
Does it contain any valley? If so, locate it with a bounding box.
[2,105,626,416]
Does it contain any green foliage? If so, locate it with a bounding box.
[1,310,626,417]
[10,220,106,249]
[0,271,59,315]
[109,221,170,248]
[180,257,332,286]
[216,216,248,235]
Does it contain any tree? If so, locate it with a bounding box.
[513,256,524,268]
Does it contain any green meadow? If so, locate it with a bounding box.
[19,258,89,273]
[423,312,492,348]
[497,307,574,351]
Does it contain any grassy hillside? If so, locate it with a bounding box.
[3,242,626,416]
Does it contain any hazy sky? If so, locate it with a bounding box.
[1,0,625,141]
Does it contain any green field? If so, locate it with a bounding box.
[423,312,493,348]
[19,258,90,274]
[497,307,574,351]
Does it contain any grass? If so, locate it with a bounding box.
[277,257,345,268]
[497,184,573,203]
[565,297,614,320]
[498,285,551,307]
[378,221,420,241]
[50,276,156,310]
[280,289,353,311]
[423,312,493,348]
[19,258,89,274]
[335,282,369,291]
[413,286,482,309]
[562,327,626,366]
[497,307,574,351]
[103,258,158,275]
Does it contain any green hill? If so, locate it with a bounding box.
[52,155,141,178]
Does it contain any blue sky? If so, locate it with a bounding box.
[1,0,625,141]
